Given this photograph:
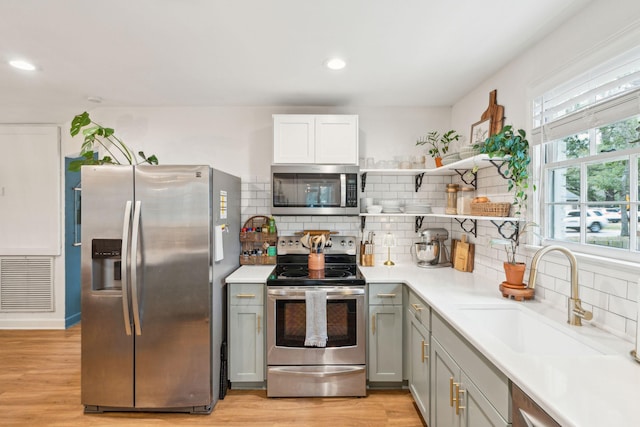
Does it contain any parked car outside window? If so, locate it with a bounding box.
[563,209,609,233]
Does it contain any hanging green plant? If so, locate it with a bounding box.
[68,111,158,172]
[475,125,534,216]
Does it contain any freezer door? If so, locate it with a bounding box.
[133,165,212,408]
[81,165,135,408]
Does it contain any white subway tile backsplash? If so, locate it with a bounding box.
[594,275,628,298]
[608,295,636,319]
[242,171,639,336]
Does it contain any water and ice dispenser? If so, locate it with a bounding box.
[91,239,122,291]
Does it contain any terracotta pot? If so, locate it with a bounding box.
[503,262,526,286]
[434,157,443,168]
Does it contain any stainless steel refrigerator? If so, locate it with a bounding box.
[80,165,240,413]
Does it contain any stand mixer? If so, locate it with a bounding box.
[412,228,451,268]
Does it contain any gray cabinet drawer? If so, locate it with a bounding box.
[407,289,430,330]
[229,283,264,305]
[369,283,403,305]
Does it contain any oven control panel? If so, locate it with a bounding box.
[277,235,357,255]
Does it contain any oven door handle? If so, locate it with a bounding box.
[268,288,365,297]
[268,366,363,378]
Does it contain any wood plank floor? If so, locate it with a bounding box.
[0,325,426,426]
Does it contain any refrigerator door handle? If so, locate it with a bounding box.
[130,200,143,336]
[120,200,133,336]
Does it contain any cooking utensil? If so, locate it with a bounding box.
[300,233,311,249]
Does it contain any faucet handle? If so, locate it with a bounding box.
[573,299,593,321]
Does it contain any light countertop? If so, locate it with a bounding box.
[226,263,640,426]
[225,265,275,283]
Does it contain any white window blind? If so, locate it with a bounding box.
[532,46,640,145]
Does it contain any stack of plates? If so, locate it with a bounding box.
[441,152,461,165]
[404,204,432,214]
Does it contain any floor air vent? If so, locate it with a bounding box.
[0,257,54,312]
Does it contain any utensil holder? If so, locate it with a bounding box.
[308,253,325,270]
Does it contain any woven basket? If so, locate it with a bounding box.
[470,202,511,217]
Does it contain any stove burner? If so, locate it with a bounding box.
[268,260,364,286]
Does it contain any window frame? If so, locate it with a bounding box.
[538,119,640,262]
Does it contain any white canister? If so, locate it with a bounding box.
[457,187,475,215]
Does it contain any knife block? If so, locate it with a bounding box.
[360,243,375,266]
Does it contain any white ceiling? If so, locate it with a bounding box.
[0,0,591,123]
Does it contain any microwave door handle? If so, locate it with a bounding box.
[130,200,143,336]
[120,201,133,336]
[340,174,346,207]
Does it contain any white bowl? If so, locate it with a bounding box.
[367,205,383,214]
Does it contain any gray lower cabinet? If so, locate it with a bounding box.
[431,313,510,427]
[368,283,403,382]
[408,310,430,420]
[228,283,264,385]
[406,288,431,423]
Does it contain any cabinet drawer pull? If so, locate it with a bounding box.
[235,293,256,298]
[376,293,396,298]
[449,377,454,407]
[257,314,261,334]
[371,314,376,335]
[411,303,423,311]
[455,383,466,415]
[421,341,429,363]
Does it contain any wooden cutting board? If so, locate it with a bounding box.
[452,235,475,272]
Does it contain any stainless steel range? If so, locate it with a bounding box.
[266,235,366,397]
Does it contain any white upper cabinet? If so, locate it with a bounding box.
[273,114,358,164]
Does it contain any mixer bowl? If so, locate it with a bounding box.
[413,242,439,264]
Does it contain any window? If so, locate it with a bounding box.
[534,46,640,260]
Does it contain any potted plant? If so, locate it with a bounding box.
[475,125,533,216]
[68,111,158,172]
[416,130,460,167]
[490,222,537,286]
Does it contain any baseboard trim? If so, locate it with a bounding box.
[0,318,66,329]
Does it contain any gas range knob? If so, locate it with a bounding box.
[340,240,346,246]
[288,240,294,247]
[279,240,286,246]
[347,240,354,247]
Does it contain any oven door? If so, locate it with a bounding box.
[266,286,365,365]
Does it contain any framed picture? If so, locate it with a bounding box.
[470,118,490,145]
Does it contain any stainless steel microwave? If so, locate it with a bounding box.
[271,165,359,215]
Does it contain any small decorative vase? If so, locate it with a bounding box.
[434,157,443,168]
[503,262,526,286]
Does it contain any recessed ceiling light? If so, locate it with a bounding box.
[325,58,346,71]
[9,59,37,71]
